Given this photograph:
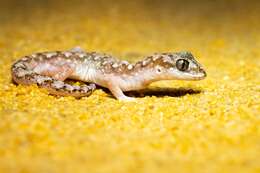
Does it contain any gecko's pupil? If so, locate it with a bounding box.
[176,59,189,71]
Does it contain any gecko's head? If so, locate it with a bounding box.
[150,51,206,80]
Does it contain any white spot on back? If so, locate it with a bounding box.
[142,61,148,66]
[38,57,43,61]
[34,63,56,74]
[78,53,85,58]
[57,57,62,61]
[112,63,119,68]
[102,61,109,65]
[152,56,160,61]
[162,56,172,63]
[127,64,133,70]
[121,61,129,65]
[94,56,100,61]
[96,62,102,67]
[46,52,57,58]
[83,59,89,63]
[64,52,72,57]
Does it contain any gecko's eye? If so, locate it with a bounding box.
[176,59,189,71]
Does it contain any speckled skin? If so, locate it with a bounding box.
[11,47,206,100]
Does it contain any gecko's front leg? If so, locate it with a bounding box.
[107,81,135,101]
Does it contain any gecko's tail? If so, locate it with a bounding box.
[11,59,96,98]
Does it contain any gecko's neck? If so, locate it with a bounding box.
[134,69,160,86]
[120,58,164,89]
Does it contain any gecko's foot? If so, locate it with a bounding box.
[118,96,136,102]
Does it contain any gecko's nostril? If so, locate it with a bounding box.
[200,68,207,77]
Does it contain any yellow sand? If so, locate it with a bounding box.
[0,0,259,172]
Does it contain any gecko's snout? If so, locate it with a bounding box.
[198,67,207,79]
[201,68,207,78]
[190,65,207,80]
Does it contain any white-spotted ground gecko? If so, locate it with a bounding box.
[11,47,206,101]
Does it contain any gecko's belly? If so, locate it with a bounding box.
[70,65,146,91]
[69,64,97,82]
[113,77,146,91]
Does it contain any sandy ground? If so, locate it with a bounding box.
[0,0,259,172]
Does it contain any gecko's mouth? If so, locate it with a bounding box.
[200,68,207,78]
[181,68,207,81]
[167,67,207,81]
[193,68,207,80]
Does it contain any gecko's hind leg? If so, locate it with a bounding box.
[48,80,96,98]
[13,72,96,98]
[34,65,96,97]
[34,74,96,98]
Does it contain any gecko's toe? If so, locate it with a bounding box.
[118,96,136,102]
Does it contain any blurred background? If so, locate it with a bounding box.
[0,1,259,173]
[1,0,260,57]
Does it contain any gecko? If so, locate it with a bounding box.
[11,47,206,101]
